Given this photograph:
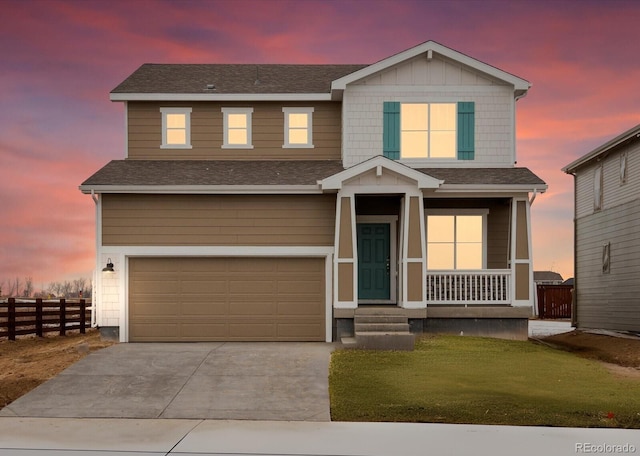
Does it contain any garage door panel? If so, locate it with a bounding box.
[181,301,229,315]
[229,301,276,316]
[129,257,325,342]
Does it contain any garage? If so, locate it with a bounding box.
[128,257,326,342]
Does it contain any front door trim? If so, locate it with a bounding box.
[356,215,397,304]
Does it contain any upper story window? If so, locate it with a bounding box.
[401,103,456,158]
[160,107,192,149]
[383,101,474,161]
[283,107,314,148]
[426,210,488,270]
[594,164,603,211]
[222,107,253,149]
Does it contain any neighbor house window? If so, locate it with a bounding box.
[401,103,456,158]
[620,152,627,184]
[160,107,192,149]
[426,211,488,270]
[283,107,314,148]
[222,107,253,148]
[594,164,603,211]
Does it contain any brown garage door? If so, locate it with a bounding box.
[129,257,325,342]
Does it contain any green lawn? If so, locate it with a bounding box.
[329,335,640,428]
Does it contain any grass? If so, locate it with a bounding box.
[329,335,640,428]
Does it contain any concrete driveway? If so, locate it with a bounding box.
[0,342,334,421]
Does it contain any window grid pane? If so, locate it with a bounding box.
[401,103,456,158]
[427,214,483,270]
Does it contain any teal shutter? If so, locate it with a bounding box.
[383,102,400,159]
[457,102,475,160]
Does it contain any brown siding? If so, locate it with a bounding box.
[129,257,325,341]
[102,194,336,246]
[515,201,529,260]
[515,263,530,300]
[338,262,354,301]
[127,101,341,160]
[338,197,354,259]
[407,196,423,258]
[407,262,423,301]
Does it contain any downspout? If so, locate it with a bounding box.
[528,189,538,206]
[91,190,98,328]
[571,172,578,328]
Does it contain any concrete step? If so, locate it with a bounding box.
[340,336,358,349]
[354,315,408,324]
[353,332,415,351]
[354,322,410,333]
[355,307,407,316]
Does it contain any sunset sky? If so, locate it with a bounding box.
[1,0,639,290]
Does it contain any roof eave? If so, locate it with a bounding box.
[109,93,332,102]
[562,124,640,174]
[436,183,548,193]
[79,184,323,194]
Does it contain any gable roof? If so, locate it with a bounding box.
[534,271,564,282]
[562,124,640,174]
[80,160,546,194]
[331,40,530,98]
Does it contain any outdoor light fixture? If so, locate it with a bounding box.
[102,258,115,273]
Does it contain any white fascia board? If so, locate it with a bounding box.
[331,41,530,92]
[79,185,323,194]
[435,183,548,193]
[320,155,443,190]
[109,93,331,102]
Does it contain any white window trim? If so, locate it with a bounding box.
[160,107,192,149]
[222,107,254,149]
[283,107,314,148]
[424,209,489,270]
[400,102,457,160]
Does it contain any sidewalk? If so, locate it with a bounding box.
[1,418,639,456]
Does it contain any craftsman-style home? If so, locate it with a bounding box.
[81,41,546,344]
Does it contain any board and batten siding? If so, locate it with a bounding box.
[342,53,516,167]
[102,194,336,246]
[127,101,342,160]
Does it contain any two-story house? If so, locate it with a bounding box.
[563,124,640,333]
[81,41,547,343]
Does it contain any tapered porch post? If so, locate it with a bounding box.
[400,191,427,309]
[511,197,534,307]
[334,192,357,309]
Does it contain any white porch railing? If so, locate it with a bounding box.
[426,269,511,304]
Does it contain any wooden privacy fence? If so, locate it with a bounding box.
[537,285,573,319]
[0,298,91,340]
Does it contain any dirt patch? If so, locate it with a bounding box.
[542,330,640,370]
[0,330,115,410]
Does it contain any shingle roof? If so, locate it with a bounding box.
[419,167,546,186]
[80,160,546,190]
[81,160,346,187]
[111,64,368,94]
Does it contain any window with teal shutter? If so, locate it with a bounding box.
[383,102,400,159]
[457,102,475,160]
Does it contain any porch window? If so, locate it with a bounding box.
[426,211,487,269]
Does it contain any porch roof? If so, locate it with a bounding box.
[79,159,546,194]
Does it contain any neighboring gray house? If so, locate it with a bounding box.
[563,124,640,333]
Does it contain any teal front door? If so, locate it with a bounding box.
[357,223,391,300]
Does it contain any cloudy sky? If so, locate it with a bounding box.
[1,0,639,289]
